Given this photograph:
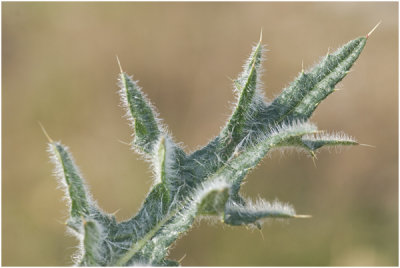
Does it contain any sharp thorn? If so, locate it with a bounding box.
[111,208,121,216]
[310,151,317,168]
[312,156,317,168]
[259,228,265,241]
[345,70,352,75]
[234,80,242,90]
[178,253,187,263]
[38,122,53,143]
[116,55,123,73]
[359,143,376,148]
[259,28,263,43]
[366,21,381,39]
[117,139,132,146]
[226,75,235,82]
[294,214,312,219]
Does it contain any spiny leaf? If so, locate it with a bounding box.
[48,142,92,219]
[220,34,264,147]
[184,37,265,182]
[301,132,358,151]
[275,131,358,157]
[118,73,162,155]
[224,199,299,226]
[263,37,366,126]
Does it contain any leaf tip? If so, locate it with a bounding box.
[366,21,381,39]
[116,55,123,73]
[359,143,376,148]
[38,121,53,143]
[294,214,312,219]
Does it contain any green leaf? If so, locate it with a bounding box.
[224,199,300,226]
[275,131,358,157]
[220,35,264,147]
[183,36,265,183]
[301,132,358,151]
[118,73,162,154]
[48,142,92,218]
[264,37,367,125]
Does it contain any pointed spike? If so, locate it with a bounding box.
[294,214,312,218]
[311,153,317,168]
[226,75,235,82]
[326,47,331,57]
[117,139,131,147]
[366,21,381,39]
[310,150,317,158]
[259,29,263,43]
[359,143,376,148]
[116,55,123,73]
[111,208,121,216]
[233,80,242,90]
[178,254,187,263]
[259,228,265,240]
[38,122,53,143]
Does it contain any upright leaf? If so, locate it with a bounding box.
[118,73,162,155]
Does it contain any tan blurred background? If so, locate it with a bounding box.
[2,2,398,266]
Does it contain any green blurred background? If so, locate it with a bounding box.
[2,2,398,266]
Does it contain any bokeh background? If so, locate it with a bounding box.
[2,2,398,266]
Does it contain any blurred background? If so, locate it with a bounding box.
[2,2,398,266]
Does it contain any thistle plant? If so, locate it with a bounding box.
[45,27,377,266]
